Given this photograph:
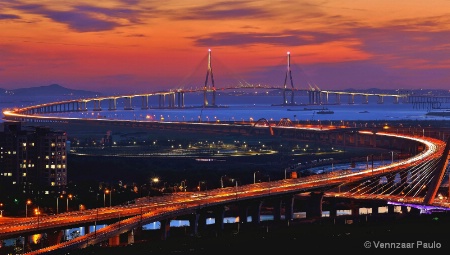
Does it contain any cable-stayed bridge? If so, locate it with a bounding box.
[2,50,419,117]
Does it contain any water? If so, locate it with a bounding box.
[2,94,448,123]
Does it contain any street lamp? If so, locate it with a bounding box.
[104,190,109,207]
[56,195,63,214]
[25,200,32,217]
[35,208,41,229]
[67,194,72,212]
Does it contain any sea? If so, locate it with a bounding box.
[1,93,449,124]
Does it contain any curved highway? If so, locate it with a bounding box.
[1,98,448,254]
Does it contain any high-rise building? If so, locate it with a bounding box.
[0,122,68,196]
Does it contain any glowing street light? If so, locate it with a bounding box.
[25,200,32,217]
[104,190,109,207]
[66,194,73,212]
[56,195,63,214]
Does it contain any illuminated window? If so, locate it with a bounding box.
[50,182,55,186]
[51,165,56,169]
[46,165,49,168]
[22,173,26,177]
[8,173,12,176]
[22,143,26,147]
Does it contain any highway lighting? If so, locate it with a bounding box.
[25,200,32,217]
[67,194,73,212]
[104,190,109,207]
[56,195,63,214]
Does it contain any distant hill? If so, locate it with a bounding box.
[1,84,101,97]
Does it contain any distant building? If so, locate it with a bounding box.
[0,122,68,196]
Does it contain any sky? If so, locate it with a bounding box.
[1,0,450,95]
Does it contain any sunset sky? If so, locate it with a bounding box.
[1,0,450,94]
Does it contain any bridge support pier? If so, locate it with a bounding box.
[388,204,395,214]
[108,234,120,246]
[329,198,337,218]
[284,195,295,221]
[177,92,185,108]
[141,96,149,110]
[238,203,250,225]
[371,206,379,215]
[108,98,117,110]
[351,206,360,217]
[306,192,323,219]
[159,95,165,108]
[93,99,102,111]
[273,199,282,221]
[188,213,200,236]
[124,97,134,110]
[250,201,262,225]
[160,219,171,240]
[127,229,135,244]
[214,206,225,232]
[47,230,64,246]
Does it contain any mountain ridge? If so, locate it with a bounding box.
[0,84,101,97]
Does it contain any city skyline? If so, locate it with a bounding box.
[1,1,450,94]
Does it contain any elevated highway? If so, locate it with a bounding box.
[0,130,447,254]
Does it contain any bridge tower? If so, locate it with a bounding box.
[203,49,217,107]
[282,51,295,105]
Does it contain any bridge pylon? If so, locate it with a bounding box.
[203,49,217,108]
[282,51,295,106]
